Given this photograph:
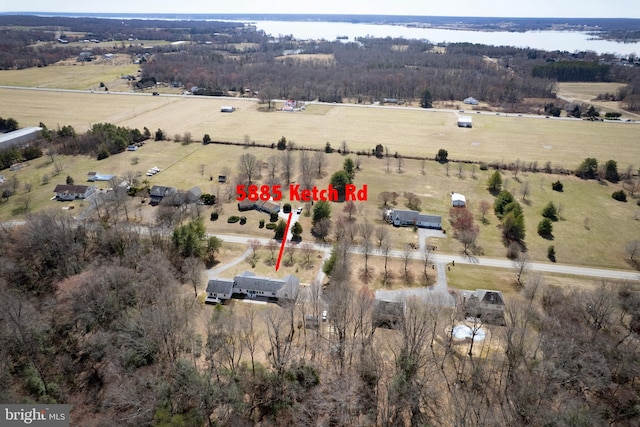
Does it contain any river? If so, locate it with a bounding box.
[239,20,640,56]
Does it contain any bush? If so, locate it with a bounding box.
[265,223,276,230]
[227,216,240,223]
[259,219,265,228]
[548,245,556,262]
[210,212,218,221]
[270,212,278,222]
[541,202,558,221]
[436,148,448,163]
[283,203,291,213]
[538,218,553,237]
[239,216,247,225]
[551,180,563,192]
[612,190,627,202]
[479,163,488,171]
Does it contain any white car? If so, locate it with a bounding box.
[296,207,303,214]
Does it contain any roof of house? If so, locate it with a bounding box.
[392,209,419,223]
[417,214,442,224]
[54,184,91,194]
[206,278,234,295]
[150,185,177,198]
[461,289,505,306]
[464,97,479,104]
[235,271,299,295]
[458,116,473,123]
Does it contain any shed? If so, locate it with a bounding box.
[464,97,479,105]
[220,106,235,113]
[451,193,466,207]
[457,116,473,128]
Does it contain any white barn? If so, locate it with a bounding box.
[451,193,466,207]
[0,127,42,150]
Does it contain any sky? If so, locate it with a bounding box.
[1,0,640,19]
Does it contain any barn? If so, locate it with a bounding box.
[0,127,43,150]
[457,116,473,128]
[220,106,236,113]
[451,193,466,207]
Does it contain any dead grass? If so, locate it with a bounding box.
[2,87,639,170]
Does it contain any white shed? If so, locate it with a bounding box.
[451,193,466,207]
[457,116,473,128]
[220,106,235,113]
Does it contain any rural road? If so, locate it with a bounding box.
[210,233,640,282]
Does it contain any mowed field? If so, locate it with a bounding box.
[1,87,639,171]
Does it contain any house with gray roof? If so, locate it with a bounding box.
[205,278,234,304]
[388,209,442,229]
[459,289,506,325]
[205,271,300,305]
[149,185,177,205]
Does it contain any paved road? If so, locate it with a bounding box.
[210,233,640,282]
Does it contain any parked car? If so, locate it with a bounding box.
[152,92,160,96]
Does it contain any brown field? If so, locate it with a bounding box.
[274,53,335,65]
[1,87,639,171]
[556,82,638,118]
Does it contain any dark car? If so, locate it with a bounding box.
[152,92,160,96]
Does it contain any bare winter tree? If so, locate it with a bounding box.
[181,256,204,297]
[313,151,327,178]
[374,225,389,247]
[513,252,529,287]
[402,243,412,283]
[381,236,392,285]
[237,153,261,185]
[280,149,296,185]
[478,200,492,223]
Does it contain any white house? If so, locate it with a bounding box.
[220,106,235,113]
[53,184,96,201]
[451,193,466,207]
[464,97,479,105]
[457,116,473,128]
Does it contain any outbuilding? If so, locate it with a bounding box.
[0,127,42,150]
[451,193,466,207]
[464,97,479,105]
[457,116,473,128]
[220,106,235,113]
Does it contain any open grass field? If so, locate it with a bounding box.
[0,55,138,91]
[556,82,639,118]
[1,87,639,171]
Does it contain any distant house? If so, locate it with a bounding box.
[464,97,479,105]
[459,289,506,325]
[387,209,441,229]
[205,271,300,305]
[218,175,227,183]
[149,185,177,205]
[451,193,466,207]
[53,184,96,201]
[220,106,235,113]
[77,51,95,62]
[458,116,473,128]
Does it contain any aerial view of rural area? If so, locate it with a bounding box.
[0,0,639,425]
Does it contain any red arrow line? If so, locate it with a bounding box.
[275,212,293,272]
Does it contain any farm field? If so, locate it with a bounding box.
[1,87,640,170]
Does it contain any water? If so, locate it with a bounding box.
[243,20,640,56]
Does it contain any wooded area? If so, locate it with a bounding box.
[0,214,639,426]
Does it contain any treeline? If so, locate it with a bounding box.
[0,213,638,426]
[532,60,611,82]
